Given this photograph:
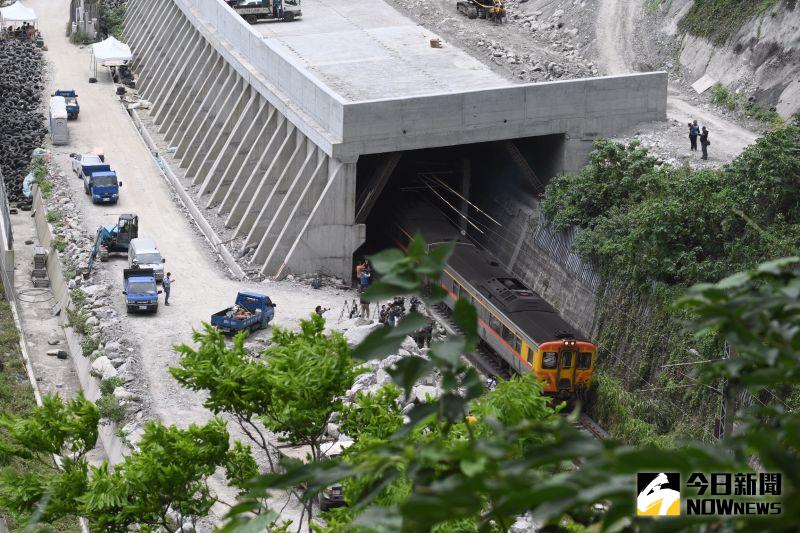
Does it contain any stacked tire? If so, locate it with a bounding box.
[0,39,46,203]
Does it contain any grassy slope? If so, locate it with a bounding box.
[678,0,780,45]
[0,292,80,532]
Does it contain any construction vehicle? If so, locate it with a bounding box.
[211,291,276,335]
[53,89,79,119]
[225,0,302,23]
[86,214,139,275]
[123,268,161,313]
[456,0,506,22]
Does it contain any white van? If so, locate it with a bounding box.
[128,238,165,281]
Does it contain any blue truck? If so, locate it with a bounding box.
[211,291,275,334]
[80,163,121,204]
[123,268,161,314]
[53,89,79,119]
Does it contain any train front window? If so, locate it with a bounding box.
[577,352,592,370]
[561,351,573,369]
[542,352,557,369]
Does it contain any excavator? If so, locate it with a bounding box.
[85,213,138,276]
[456,0,506,23]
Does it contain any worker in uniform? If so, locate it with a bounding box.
[273,0,282,18]
[163,272,173,305]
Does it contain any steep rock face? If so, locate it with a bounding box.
[670,0,800,118]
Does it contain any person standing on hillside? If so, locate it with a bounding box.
[699,126,710,160]
[688,120,699,151]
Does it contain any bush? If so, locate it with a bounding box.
[678,0,779,45]
[99,5,126,40]
[68,30,90,45]
[46,209,61,224]
[51,236,66,253]
[95,393,125,425]
[711,84,783,125]
[81,335,100,358]
[99,376,125,397]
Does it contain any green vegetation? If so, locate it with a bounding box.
[51,236,66,253]
[678,0,779,45]
[0,393,255,532]
[541,119,800,442]
[96,377,127,426]
[46,209,62,224]
[711,84,783,125]
[0,293,81,532]
[99,4,127,41]
[68,30,90,45]
[30,157,53,199]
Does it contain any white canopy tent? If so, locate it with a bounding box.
[0,1,37,27]
[90,36,133,79]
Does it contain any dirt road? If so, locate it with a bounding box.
[596,0,758,162]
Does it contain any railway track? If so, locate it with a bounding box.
[427,304,607,441]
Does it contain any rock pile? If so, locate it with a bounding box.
[0,39,46,202]
[328,320,444,441]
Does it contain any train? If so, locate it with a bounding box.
[395,202,596,401]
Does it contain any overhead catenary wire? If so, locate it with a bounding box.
[422,174,502,226]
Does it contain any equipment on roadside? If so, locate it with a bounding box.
[53,89,79,119]
[211,291,276,335]
[226,0,302,23]
[32,246,49,288]
[456,0,506,22]
[123,268,161,313]
[86,213,139,275]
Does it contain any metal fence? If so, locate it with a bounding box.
[531,211,598,290]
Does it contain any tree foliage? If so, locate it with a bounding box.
[0,392,255,532]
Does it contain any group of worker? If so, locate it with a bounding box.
[2,22,37,41]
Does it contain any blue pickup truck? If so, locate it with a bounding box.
[211,291,275,334]
[123,268,161,313]
[84,168,122,204]
[53,89,79,119]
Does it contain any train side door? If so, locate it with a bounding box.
[555,350,576,395]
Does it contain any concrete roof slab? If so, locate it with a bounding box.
[254,0,509,101]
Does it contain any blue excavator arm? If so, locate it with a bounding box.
[86,226,113,275]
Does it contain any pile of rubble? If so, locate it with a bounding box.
[0,39,46,202]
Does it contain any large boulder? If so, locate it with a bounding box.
[411,385,441,403]
[90,356,117,380]
[343,321,384,348]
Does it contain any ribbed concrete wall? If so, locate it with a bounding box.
[123,0,667,280]
[124,0,361,279]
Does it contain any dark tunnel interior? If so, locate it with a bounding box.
[353,134,567,263]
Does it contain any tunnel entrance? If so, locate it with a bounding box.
[354,134,567,264]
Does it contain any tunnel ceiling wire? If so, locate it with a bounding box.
[422,174,502,227]
[421,182,485,235]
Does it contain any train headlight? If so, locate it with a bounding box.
[543,353,557,368]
